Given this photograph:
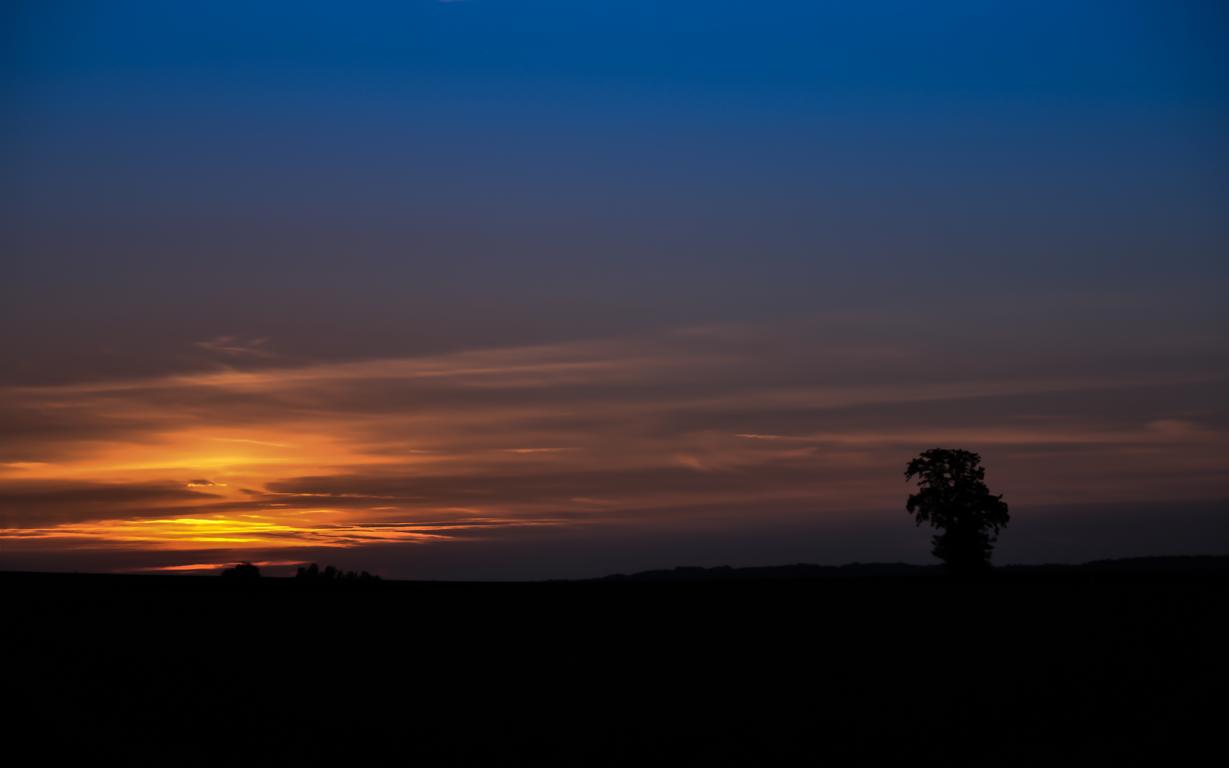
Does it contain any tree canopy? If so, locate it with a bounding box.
[295,563,380,583]
[220,562,261,579]
[905,448,1010,571]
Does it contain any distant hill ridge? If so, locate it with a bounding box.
[4,555,1229,584]
[592,555,1229,582]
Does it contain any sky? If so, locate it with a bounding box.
[2,0,1227,578]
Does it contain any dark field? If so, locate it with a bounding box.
[5,560,1228,766]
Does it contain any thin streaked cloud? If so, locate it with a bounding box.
[2,318,1226,571]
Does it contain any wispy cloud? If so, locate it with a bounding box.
[195,335,273,358]
[2,322,1227,568]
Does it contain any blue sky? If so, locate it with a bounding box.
[2,1,1227,575]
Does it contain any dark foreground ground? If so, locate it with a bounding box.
[4,558,1228,766]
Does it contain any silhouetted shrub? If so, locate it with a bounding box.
[219,562,261,579]
[295,563,380,583]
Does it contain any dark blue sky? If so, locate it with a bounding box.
[2,1,1227,575]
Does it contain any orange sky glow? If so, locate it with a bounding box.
[3,320,1226,576]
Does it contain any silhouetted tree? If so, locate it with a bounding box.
[220,561,261,579]
[295,563,380,583]
[905,448,1009,571]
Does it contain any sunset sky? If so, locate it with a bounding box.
[3,1,1227,578]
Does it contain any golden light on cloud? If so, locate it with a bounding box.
[2,513,461,549]
[2,329,1226,571]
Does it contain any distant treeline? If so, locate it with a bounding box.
[219,562,381,582]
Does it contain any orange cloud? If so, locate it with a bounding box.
[2,326,1226,570]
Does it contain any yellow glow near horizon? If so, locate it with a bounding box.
[1,511,459,550]
[3,336,1227,569]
